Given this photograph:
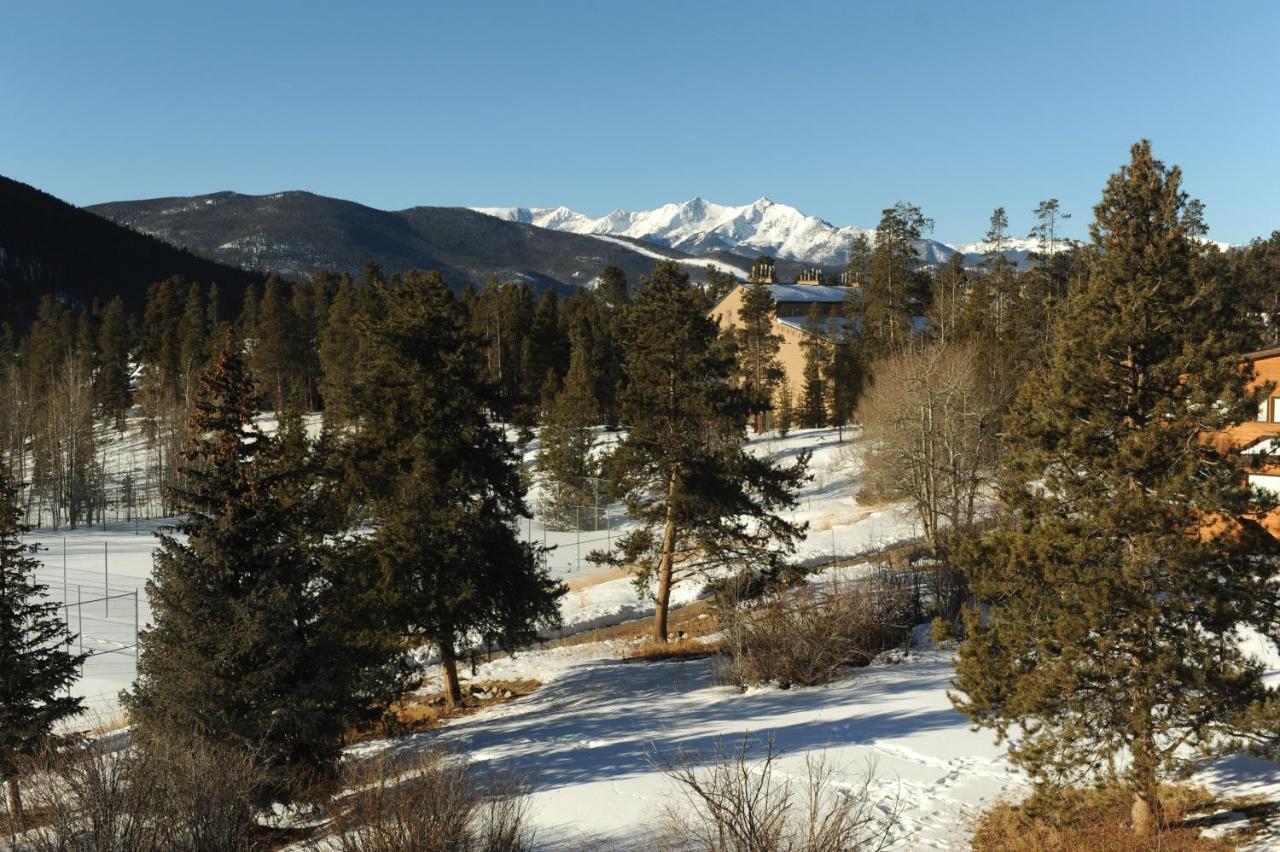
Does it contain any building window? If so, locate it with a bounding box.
[1272,397,1280,423]
[1261,398,1270,422]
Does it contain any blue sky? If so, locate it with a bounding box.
[3,0,1277,243]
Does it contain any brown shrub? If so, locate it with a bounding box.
[17,738,260,852]
[323,748,533,852]
[971,784,1246,852]
[652,734,898,851]
[716,581,912,689]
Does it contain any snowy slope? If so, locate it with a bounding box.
[356,587,1280,849]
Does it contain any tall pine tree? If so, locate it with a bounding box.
[536,346,600,530]
[733,282,784,433]
[348,272,564,707]
[126,334,362,801]
[952,141,1280,834]
[594,262,808,641]
[0,467,83,819]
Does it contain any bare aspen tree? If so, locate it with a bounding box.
[855,342,998,548]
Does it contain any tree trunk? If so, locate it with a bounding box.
[440,641,464,709]
[5,777,21,823]
[1130,730,1163,836]
[1131,790,1158,837]
[653,468,679,643]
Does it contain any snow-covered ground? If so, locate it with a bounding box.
[357,617,1280,850]
[34,426,909,719]
[357,634,1016,849]
[24,423,1279,848]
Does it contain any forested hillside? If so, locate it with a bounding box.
[0,177,262,328]
[88,190,708,290]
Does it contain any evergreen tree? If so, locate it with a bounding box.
[94,295,133,431]
[0,467,83,818]
[799,304,829,429]
[524,290,570,421]
[126,335,362,801]
[863,202,932,357]
[701,263,737,305]
[952,141,1280,835]
[733,282,784,432]
[775,375,794,438]
[827,331,863,438]
[141,277,186,397]
[177,281,209,399]
[252,275,300,412]
[289,276,326,410]
[562,289,624,426]
[844,233,874,287]
[597,265,629,310]
[348,272,563,707]
[536,346,600,530]
[594,262,808,641]
[1028,197,1073,302]
[238,281,261,337]
[979,207,1019,342]
[318,273,369,424]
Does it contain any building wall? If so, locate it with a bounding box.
[709,286,818,399]
[1217,352,1280,448]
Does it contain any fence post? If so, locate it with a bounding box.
[77,585,83,656]
[134,589,140,659]
[104,541,109,618]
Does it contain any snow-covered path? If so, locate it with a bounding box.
[352,645,1023,849]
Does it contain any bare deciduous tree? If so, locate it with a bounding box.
[855,342,998,548]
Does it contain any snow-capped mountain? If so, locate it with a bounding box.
[475,197,959,268]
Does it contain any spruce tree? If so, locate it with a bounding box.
[733,282,784,433]
[252,275,300,412]
[318,273,369,425]
[348,272,563,707]
[952,141,1280,835]
[844,233,873,287]
[536,346,600,530]
[524,290,569,421]
[95,295,133,431]
[0,467,83,819]
[863,202,932,357]
[596,265,629,310]
[126,335,360,801]
[594,262,808,641]
[799,304,829,429]
[177,281,209,398]
[775,375,795,438]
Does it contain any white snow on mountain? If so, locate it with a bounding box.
[475,197,950,268]
[475,198,1236,270]
[947,237,1052,256]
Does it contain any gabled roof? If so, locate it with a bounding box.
[764,284,851,303]
[1244,345,1280,362]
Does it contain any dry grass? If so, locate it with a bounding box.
[971,784,1257,852]
[542,598,722,651]
[347,680,541,744]
[622,635,724,662]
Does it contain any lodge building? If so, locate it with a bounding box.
[1222,345,1280,499]
[708,256,852,395]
